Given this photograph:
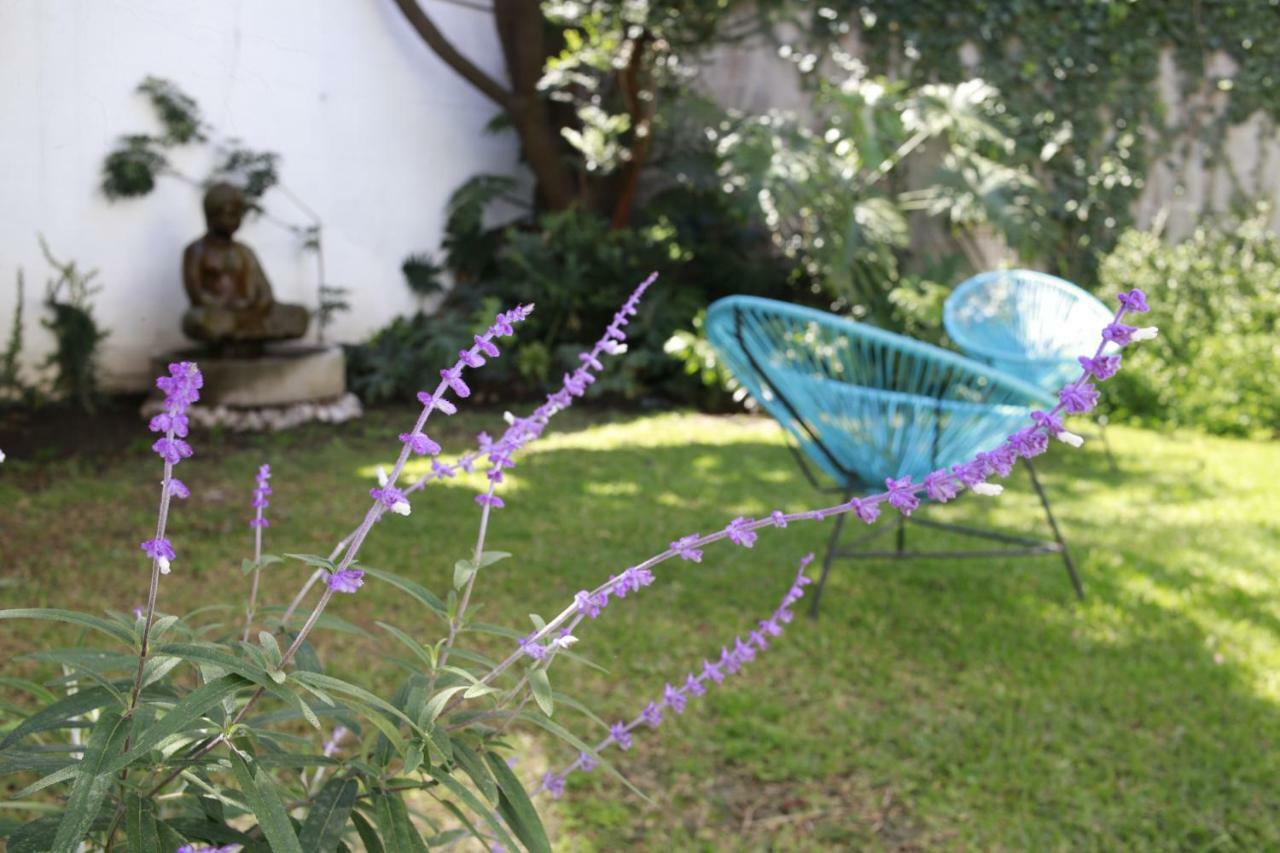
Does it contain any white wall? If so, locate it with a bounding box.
[0,0,520,390]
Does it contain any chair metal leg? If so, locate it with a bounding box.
[1025,459,1084,601]
[809,494,853,619]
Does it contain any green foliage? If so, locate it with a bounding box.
[39,238,108,413]
[372,176,798,406]
[715,71,1041,327]
[1,269,30,404]
[812,0,1280,280]
[1098,210,1280,437]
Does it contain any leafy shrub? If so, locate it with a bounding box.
[358,178,800,407]
[40,239,109,412]
[1098,210,1280,436]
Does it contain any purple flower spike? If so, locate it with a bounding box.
[1031,410,1065,435]
[923,471,959,503]
[431,459,456,479]
[399,432,442,456]
[734,636,757,664]
[770,510,789,528]
[370,485,411,516]
[541,772,566,799]
[610,722,633,750]
[475,493,505,509]
[1118,288,1149,313]
[641,701,663,728]
[327,568,365,594]
[1102,322,1136,345]
[1008,427,1049,459]
[684,673,706,697]
[475,335,500,358]
[152,437,193,465]
[578,751,599,772]
[519,633,548,661]
[1059,382,1100,414]
[168,479,190,500]
[702,658,725,684]
[725,517,757,548]
[574,590,608,619]
[1079,354,1121,381]
[459,348,486,368]
[249,463,271,529]
[885,476,920,515]
[671,534,703,562]
[440,366,471,398]
[663,683,687,714]
[848,497,881,524]
[141,537,176,574]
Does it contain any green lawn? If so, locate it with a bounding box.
[2,409,1278,850]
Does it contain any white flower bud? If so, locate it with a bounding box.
[1132,326,1159,341]
[376,466,390,487]
[971,482,1004,496]
[391,499,411,516]
[1056,430,1085,447]
[553,635,579,650]
[158,557,171,575]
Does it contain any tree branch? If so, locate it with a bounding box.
[391,0,514,110]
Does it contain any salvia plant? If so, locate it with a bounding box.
[0,273,1155,851]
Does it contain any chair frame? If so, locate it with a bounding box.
[715,300,1084,617]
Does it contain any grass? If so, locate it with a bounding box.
[2,408,1279,850]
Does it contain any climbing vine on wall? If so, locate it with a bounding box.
[803,1,1280,282]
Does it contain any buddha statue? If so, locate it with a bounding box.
[182,182,309,353]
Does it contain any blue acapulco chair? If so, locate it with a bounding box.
[705,295,1084,617]
[944,269,1118,466]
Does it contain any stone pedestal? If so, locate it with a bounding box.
[143,344,361,432]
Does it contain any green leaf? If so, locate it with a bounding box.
[50,710,130,853]
[125,793,162,853]
[485,751,552,853]
[374,622,432,668]
[0,609,135,646]
[350,810,385,853]
[258,631,282,668]
[451,740,498,805]
[519,709,648,800]
[299,776,359,853]
[104,675,250,775]
[155,642,276,688]
[478,550,512,567]
[370,789,429,853]
[284,552,337,571]
[424,766,520,851]
[360,567,446,617]
[453,559,478,590]
[228,749,305,853]
[528,667,554,717]
[1,686,121,749]
[7,765,78,800]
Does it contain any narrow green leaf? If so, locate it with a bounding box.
[477,550,512,568]
[299,776,359,853]
[125,793,162,853]
[350,809,386,853]
[50,710,130,853]
[519,710,648,800]
[360,566,446,617]
[370,789,429,853]
[0,609,134,645]
[104,675,250,775]
[284,552,337,570]
[451,740,498,805]
[485,750,552,853]
[1,686,121,749]
[453,559,478,590]
[292,672,418,733]
[528,667,554,717]
[228,750,305,853]
[7,764,78,800]
[155,642,276,688]
[375,622,433,668]
[424,766,520,851]
[258,631,282,668]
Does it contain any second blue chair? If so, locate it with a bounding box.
[705,296,1084,616]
